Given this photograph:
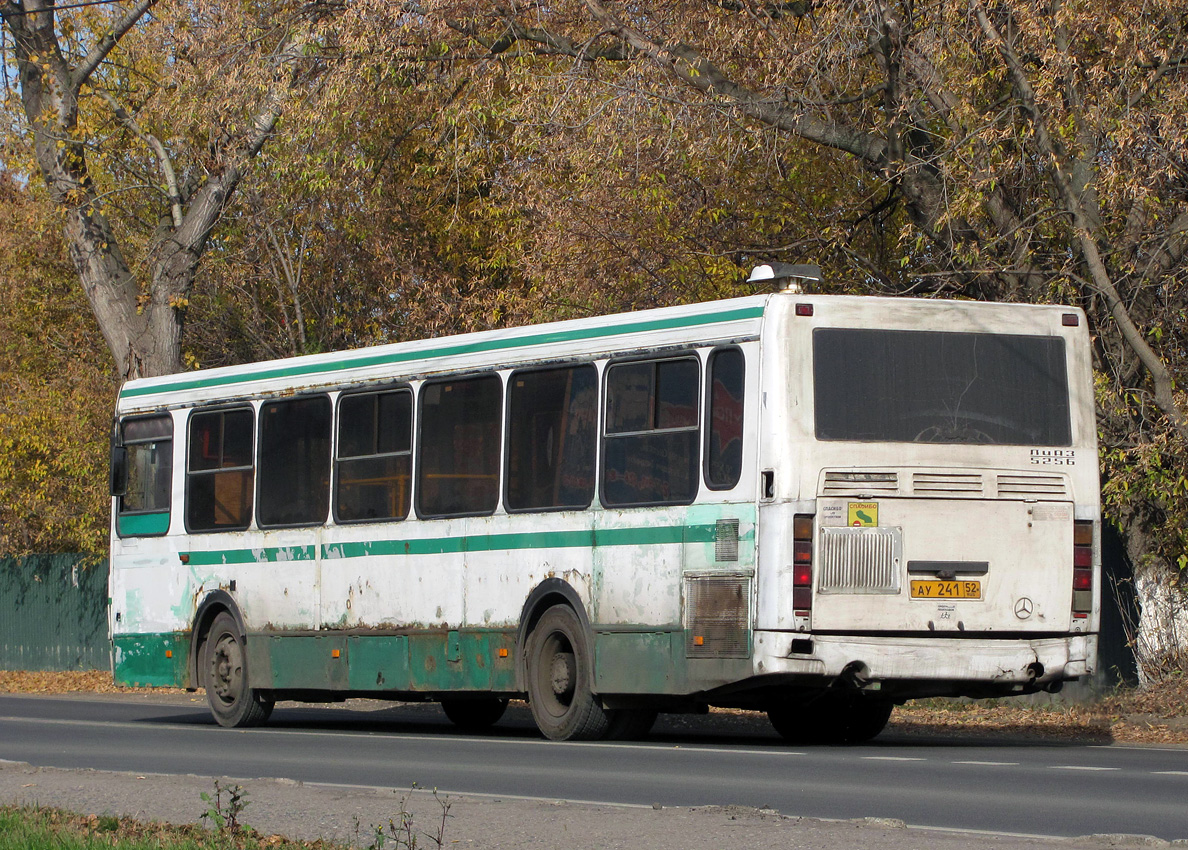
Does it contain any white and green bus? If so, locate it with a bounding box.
[109,266,1100,742]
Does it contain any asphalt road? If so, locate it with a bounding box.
[1,694,1186,841]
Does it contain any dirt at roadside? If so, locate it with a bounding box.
[4,669,1188,745]
[3,761,1187,850]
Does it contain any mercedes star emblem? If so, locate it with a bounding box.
[1014,597,1034,620]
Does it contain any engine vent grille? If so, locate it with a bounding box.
[996,474,1068,499]
[685,576,751,658]
[912,472,984,496]
[822,471,899,495]
[818,527,901,594]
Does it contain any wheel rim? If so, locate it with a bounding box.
[208,633,244,707]
[537,632,577,718]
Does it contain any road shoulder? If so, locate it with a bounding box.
[1,759,1181,850]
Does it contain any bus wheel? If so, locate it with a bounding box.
[768,693,891,745]
[202,612,274,728]
[441,698,509,732]
[767,702,818,744]
[605,708,658,741]
[830,696,893,744]
[526,605,610,741]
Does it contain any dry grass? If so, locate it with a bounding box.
[0,670,187,695]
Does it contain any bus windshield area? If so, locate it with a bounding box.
[813,328,1072,446]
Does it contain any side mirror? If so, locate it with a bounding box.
[110,444,128,497]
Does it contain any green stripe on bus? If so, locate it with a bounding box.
[120,306,765,400]
[184,545,319,566]
[183,522,743,565]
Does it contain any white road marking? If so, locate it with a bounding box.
[1050,765,1119,772]
[862,756,926,762]
[951,760,1018,766]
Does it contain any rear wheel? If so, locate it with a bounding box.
[832,695,893,744]
[202,612,274,728]
[768,692,891,745]
[441,698,509,732]
[526,605,610,741]
[605,708,658,741]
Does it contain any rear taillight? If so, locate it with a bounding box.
[793,515,813,615]
[1072,520,1094,616]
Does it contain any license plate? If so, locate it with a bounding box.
[910,580,982,599]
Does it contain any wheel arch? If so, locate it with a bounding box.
[514,578,594,691]
[188,590,245,689]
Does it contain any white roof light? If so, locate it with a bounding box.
[746,263,822,290]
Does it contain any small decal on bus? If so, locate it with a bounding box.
[1030,448,1075,465]
[848,502,878,527]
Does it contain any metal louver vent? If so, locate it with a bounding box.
[822,471,899,495]
[996,474,1068,498]
[685,576,751,658]
[912,472,984,496]
[715,518,740,562]
[818,527,901,594]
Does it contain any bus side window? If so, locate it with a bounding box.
[335,388,412,523]
[116,415,173,537]
[602,356,700,507]
[417,374,502,518]
[186,407,254,532]
[705,348,745,490]
[506,365,597,511]
[257,396,332,528]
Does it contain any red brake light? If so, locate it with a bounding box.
[793,514,813,616]
[1072,521,1094,614]
[793,562,812,586]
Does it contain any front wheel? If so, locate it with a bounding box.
[525,605,610,741]
[202,612,274,728]
[441,698,509,732]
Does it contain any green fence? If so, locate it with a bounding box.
[0,555,109,671]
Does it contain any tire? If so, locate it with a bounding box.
[202,612,274,728]
[441,697,509,732]
[605,708,658,741]
[768,692,892,745]
[832,695,893,744]
[767,699,824,744]
[525,605,610,741]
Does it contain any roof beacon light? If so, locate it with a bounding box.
[747,263,822,293]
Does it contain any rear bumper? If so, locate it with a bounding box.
[753,630,1096,691]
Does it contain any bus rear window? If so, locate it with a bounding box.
[813,328,1071,446]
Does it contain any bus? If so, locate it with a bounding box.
[108,265,1100,743]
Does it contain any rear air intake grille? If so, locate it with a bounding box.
[822,471,899,495]
[912,472,984,496]
[996,474,1068,499]
[818,527,901,594]
[685,576,751,658]
[715,518,740,562]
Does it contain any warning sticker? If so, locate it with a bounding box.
[848,502,878,527]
